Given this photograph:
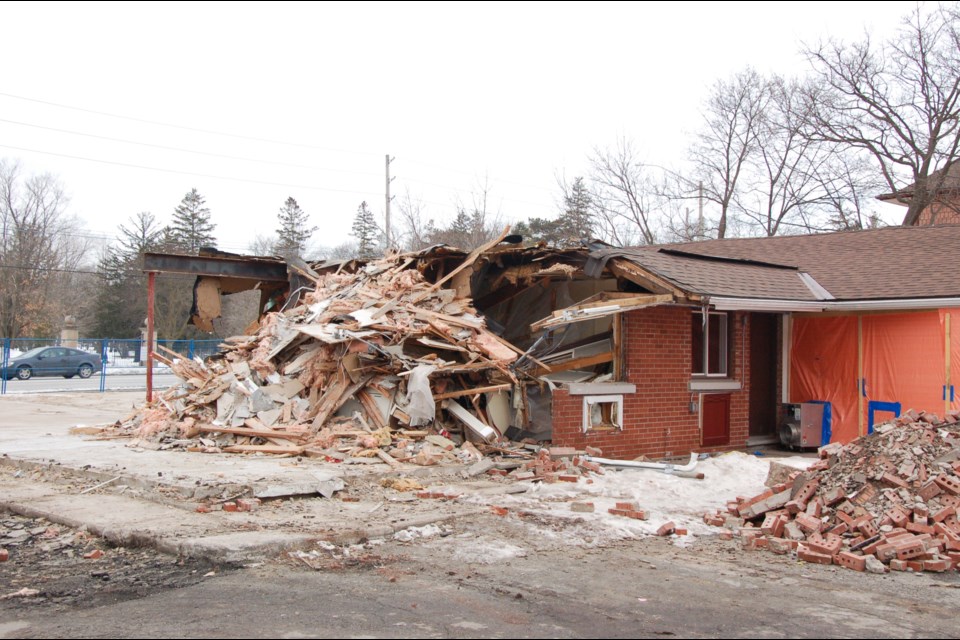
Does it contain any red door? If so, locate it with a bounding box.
[702,393,730,446]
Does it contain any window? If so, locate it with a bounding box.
[582,395,623,432]
[692,311,728,376]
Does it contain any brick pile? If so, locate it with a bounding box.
[705,409,960,574]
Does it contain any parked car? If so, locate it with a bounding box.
[1,346,102,380]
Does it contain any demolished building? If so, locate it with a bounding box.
[136,224,960,460]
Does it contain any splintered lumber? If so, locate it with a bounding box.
[531,352,613,377]
[413,226,511,299]
[196,425,307,441]
[222,444,306,455]
[376,449,401,467]
[310,375,372,426]
[433,384,512,400]
[357,389,388,429]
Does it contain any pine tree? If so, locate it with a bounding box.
[350,201,379,259]
[557,176,594,244]
[169,188,216,254]
[274,196,317,258]
[92,212,163,338]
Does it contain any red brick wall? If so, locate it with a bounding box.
[551,306,752,459]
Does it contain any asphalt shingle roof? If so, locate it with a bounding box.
[610,225,960,301]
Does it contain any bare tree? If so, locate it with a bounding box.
[247,233,278,256]
[737,76,832,236]
[589,138,661,245]
[395,188,433,251]
[810,148,886,230]
[427,177,504,250]
[0,159,89,338]
[688,68,769,239]
[804,3,960,225]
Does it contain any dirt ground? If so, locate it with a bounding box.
[0,513,224,613]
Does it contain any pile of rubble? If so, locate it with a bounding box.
[110,246,527,462]
[705,409,960,574]
[105,242,608,483]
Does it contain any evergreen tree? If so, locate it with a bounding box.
[168,188,216,254]
[274,196,317,258]
[350,201,379,259]
[557,176,594,243]
[92,212,163,338]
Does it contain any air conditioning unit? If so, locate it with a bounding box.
[779,402,830,450]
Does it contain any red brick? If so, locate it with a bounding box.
[83,549,103,560]
[886,507,910,528]
[616,501,640,511]
[919,481,943,501]
[657,521,677,537]
[237,498,261,512]
[894,539,926,561]
[806,534,842,556]
[834,551,867,572]
[795,512,823,534]
[906,522,935,535]
[0,549,7,562]
[934,474,960,496]
[222,502,239,512]
[798,546,833,565]
[875,543,898,562]
[768,538,797,555]
[889,558,909,571]
[933,506,956,523]
[608,508,647,520]
[881,473,909,489]
[922,558,951,572]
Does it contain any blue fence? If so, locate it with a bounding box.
[0,338,222,394]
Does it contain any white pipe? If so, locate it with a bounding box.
[585,451,698,473]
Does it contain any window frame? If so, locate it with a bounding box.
[692,310,729,377]
[581,394,624,433]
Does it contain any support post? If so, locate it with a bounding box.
[946,313,952,416]
[857,315,864,437]
[147,271,156,403]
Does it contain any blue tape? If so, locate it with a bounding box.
[868,400,901,434]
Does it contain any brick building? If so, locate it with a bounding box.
[508,226,960,459]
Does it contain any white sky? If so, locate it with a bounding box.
[0,1,914,256]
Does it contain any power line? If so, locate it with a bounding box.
[0,263,192,279]
[0,117,387,178]
[0,144,383,197]
[0,91,381,157]
[0,91,559,195]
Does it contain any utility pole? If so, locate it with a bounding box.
[385,154,395,249]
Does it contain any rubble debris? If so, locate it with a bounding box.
[100,244,630,491]
[706,410,960,574]
[105,247,542,467]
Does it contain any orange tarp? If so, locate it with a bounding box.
[790,316,858,444]
[863,312,945,424]
[791,310,959,445]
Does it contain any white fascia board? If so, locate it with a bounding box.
[710,296,960,313]
[709,298,828,312]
